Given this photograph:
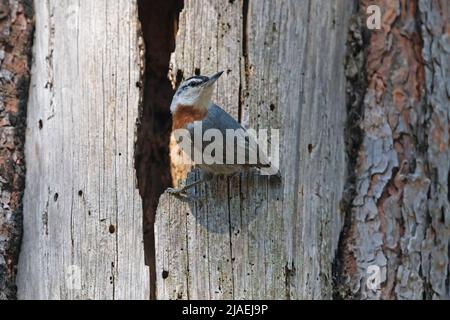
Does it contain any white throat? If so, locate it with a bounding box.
[170,88,213,113]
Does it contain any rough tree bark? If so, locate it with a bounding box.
[336,0,450,300]
[155,0,353,299]
[0,0,33,300]
[16,0,149,299]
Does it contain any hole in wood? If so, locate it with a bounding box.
[136,0,184,300]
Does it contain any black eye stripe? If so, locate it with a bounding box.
[176,75,208,94]
[189,81,202,87]
[186,75,208,82]
[182,80,203,89]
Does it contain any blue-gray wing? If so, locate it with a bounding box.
[186,103,270,167]
[201,104,244,132]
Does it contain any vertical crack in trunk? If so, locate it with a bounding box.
[332,6,368,300]
[238,0,250,123]
[135,0,183,300]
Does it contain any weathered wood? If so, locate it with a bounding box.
[0,0,34,300]
[337,0,450,300]
[16,0,149,299]
[155,0,353,299]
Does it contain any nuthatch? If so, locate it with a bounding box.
[168,71,275,197]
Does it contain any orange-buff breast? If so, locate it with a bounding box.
[172,105,207,131]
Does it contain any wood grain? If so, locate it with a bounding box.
[156,0,353,300]
[16,0,149,300]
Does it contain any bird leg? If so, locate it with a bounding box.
[167,171,213,196]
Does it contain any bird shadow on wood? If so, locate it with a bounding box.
[181,169,282,234]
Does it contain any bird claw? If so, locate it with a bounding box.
[167,187,185,195]
[167,188,200,202]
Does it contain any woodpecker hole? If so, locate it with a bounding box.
[136,0,184,300]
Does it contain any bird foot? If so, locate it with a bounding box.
[167,187,185,195]
[167,187,200,202]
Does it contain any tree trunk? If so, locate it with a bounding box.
[0,0,447,301]
[155,0,353,300]
[0,0,33,300]
[336,0,450,300]
[16,0,149,299]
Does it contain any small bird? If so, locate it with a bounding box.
[168,71,274,197]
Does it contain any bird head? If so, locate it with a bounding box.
[170,71,224,113]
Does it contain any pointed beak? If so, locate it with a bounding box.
[206,71,224,86]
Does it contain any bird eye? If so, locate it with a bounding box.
[188,81,201,87]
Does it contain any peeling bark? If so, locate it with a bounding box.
[0,0,33,300]
[338,0,450,300]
